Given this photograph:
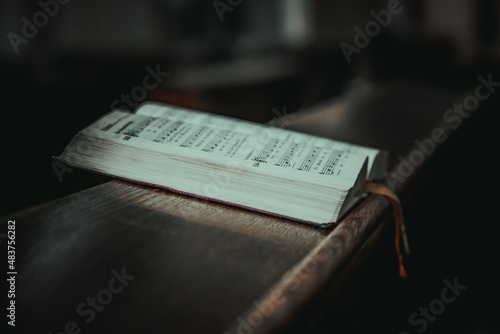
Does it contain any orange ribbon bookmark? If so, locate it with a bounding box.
[363,180,410,278]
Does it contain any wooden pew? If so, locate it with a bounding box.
[3,79,474,334]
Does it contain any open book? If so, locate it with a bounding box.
[55,102,388,227]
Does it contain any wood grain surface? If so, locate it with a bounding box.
[2,79,473,334]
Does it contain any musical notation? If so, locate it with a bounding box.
[122,117,156,137]
[181,126,208,148]
[111,112,354,178]
[276,143,298,167]
[298,147,322,172]
[203,130,230,153]
[320,150,342,175]
[253,139,280,163]
[153,121,183,143]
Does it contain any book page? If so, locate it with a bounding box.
[81,103,374,186]
[135,102,380,177]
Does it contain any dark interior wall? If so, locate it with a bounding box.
[2,1,499,229]
[1,0,499,233]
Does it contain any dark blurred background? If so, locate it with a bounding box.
[1,1,499,333]
[1,0,499,214]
